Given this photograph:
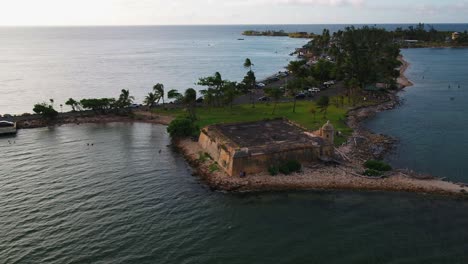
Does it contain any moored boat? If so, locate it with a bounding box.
[0,121,17,135]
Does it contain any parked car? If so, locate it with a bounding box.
[256,83,265,88]
[309,87,321,93]
[266,77,280,83]
[258,96,270,102]
[295,93,306,99]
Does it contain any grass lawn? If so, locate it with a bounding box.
[157,100,354,145]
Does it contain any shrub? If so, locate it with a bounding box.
[364,160,392,172]
[209,163,219,173]
[33,103,58,120]
[167,117,199,138]
[278,160,302,175]
[197,152,211,163]
[268,166,279,176]
[363,169,383,177]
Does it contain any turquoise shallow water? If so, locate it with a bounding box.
[1,123,468,263]
[365,48,468,182]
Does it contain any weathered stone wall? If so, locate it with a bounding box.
[198,130,235,175]
[231,147,322,176]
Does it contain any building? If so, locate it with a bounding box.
[452,32,460,41]
[198,118,335,177]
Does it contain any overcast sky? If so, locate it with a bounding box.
[0,0,466,26]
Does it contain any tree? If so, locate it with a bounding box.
[144,92,158,107]
[287,78,304,113]
[346,78,359,105]
[153,83,165,106]
[167,117,198,138]
[117,89,134,109]
[33,102,58,120]
[198,72,224,107]
[242,70,256,108]
[317,96,330,118]
[287,60,309,113]
[184,88,197,120]
[222,81,239,110]
[65,98,81,112]
[309,106,317,122]
[244,58,253,71]
[80,98,115,112]
[264,87,283,114]
[168,89,182,102]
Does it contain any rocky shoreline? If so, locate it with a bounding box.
[6,56,468,196]
[175,56,468,197]
[10,110,174,130]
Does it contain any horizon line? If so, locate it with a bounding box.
[0,22,467,27]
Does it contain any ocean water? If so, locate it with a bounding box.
[1,123,468,263]
[365,48,468,182]
[3,25,468,263]
[0,26,309,115]
[2,24,468,115]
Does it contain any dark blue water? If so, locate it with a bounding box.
[1,123,468,263]
[365,48,468,182]
[1,24,468,114]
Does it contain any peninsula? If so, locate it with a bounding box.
[3,25,468,197]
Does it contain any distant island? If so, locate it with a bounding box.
[242,30,315,38]
[244,23,468,47]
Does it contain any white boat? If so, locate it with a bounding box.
[0,121,17,135]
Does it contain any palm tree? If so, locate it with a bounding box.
[117,89,134,109]
[153,83,165,106]
[65,98,80,112]
[184,88,197,120]
[287,60,309,113]
[244,58,253,71]
[167,89,182,102]
[242,70,256,108]
[265,87,283,115]
[144,92,158,107]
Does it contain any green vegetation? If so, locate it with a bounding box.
[392,23,468,47]
[153,83,165,106]
[33,102,58,120]
[242,30,315,38]
[268,165,279,176]
[80,98,115,112]
[264,87,282,114]
[65,98,81,112]
[242,30,289,37]
[197,152,211,163]
[160,100,351,145]
[116,89,134,109]
[144,92,158,107]
[316,96,330,118]
[209,163,220,173]
[166,117,199,138]
[364,160,392,172]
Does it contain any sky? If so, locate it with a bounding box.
[0,0,467,26]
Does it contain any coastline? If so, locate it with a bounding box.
[6,56,468,197]
[174,55,468,197]
[10,110,174,129]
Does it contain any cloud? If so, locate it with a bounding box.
[271,0,365,6]
[201,0,365,7]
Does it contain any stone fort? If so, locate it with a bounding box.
[198,118,335,177]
